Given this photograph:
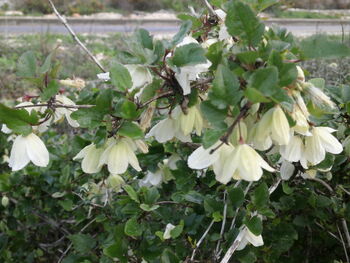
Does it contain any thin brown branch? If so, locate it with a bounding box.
[137,91,174,109]
[47,0,106,73]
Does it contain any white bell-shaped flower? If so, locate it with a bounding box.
[237,227,264,251]
[99,137,142,174]
[9,133,49,171]
[73,143,105,174]
[139,170,163,187]
[145,107,193,143]
[125,64,153,91]
[304,83,335,109]
[280,135,304,163]
[163,223,176,240]
[187,141,225,170]
[303,127,342,167]
[280,160,295,181]
[175,61,212,95]
[219,144,275,183]
[55,95,80,128]
[178,105,203,136]
[255,106,291,149]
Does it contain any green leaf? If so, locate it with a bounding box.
[17,51,37,78]
[244,87,270,103]
[115,100,140,120]
[0,104,39,135]
[161,249,180,263]
[58,199,73,211]
[248,66,279,96]
[245,216,263,236]
[206,41,224,70]
[236,51,259,64]
[41,80,59,101]
[251,182,269,209]
[69,234,96,254]
[200,101,228,130]
[124,217,143,237]
[135,28,153,50]
[202,129,225,149]
[172,43,207,67]
[110,63,132,91]
[225,1,265,46]
[71,108,103,129]
[140,204,159,212]
[279,63,298,87]
[301,35,350,59]
[170,222,184,239]
[123,185,140,203]
[143,187,160,205]
[118,121,144,139]
[228,187,245,207]
[211,65,242,107]
[171,20,192,46]
[39,53,52,74]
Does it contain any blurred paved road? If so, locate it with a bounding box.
[0,18,349,36]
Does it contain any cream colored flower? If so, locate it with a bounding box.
[73,143,105,174]
[9,133,49,171]
[219,144,275,183]
[254,106,291,149]
[280,135,304,163]
[59,78,85,90]
[99,137,142,174]
[178,105,203,136]
[296,66,305,82]
[163,223,176,240]
[106,174,125,192]
[145,106,194,143]
[304,83,335,109]
[125,64,153,91]
[280,160,295,181]
[302,127,342,167]
[237,227,264,251]
[55,95,80,128]
[139,170,163,187]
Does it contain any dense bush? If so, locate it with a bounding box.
[1,0,350,262]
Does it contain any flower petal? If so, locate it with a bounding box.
[187,142,221,170]
[9,135,30,171]
[25,133,49,167]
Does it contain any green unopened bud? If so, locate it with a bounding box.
[1,196,9,207]
[107,174,125,192]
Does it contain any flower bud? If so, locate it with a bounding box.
[1,196,9,207]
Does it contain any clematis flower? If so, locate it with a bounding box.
[279,135,304,163]
[124,64,153,91]
[254,106,291,149]
[1,124,12,134]
[302,127,342,168]
[178,105,203,136]
[174,37,212,95]
[280,160,295,181]
[59,78,85,90]
[163,223,176,240]
[303,83,335,109]
[175,61,212,95]
[55,95,80,128]
[146,106,198,143]
[106,174,125,192]
[9,133,49,171]
[139,170,163,187]
[99,137,142,174]
[73,143,105,174]
[237,227,264,251]
[218,144,275,183]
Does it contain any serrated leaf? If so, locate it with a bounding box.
[17,51,37,78]
[123,185,140,203]
[118,121,144,139]
[69,234,96,254]
[171,20,192,46]
[202,129,225,149]
[251,182,269,209]
[248,66,279,96]
[110,63,132,91]
[172,43,207,67]
[124,217,142,237]
[200,101,228,129]
[226,1,265,46]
